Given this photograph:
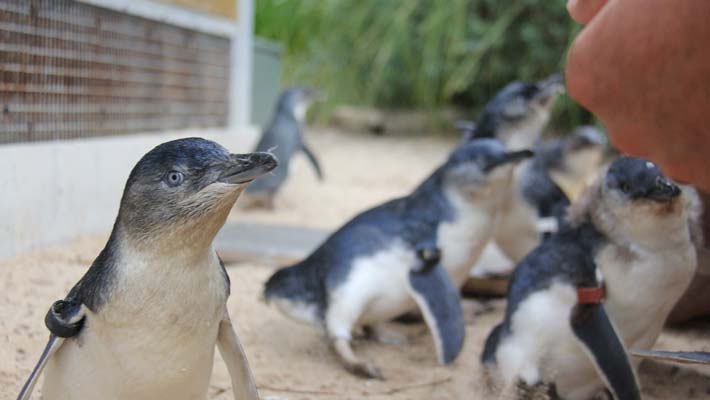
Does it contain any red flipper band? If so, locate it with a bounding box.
[577,285,606,304]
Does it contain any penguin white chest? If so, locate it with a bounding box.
[493,186,540,263]
[438,196,497,286]
[42,251,229,400]
[598,242,696,350]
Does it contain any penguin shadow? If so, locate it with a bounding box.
[637,358,710,399]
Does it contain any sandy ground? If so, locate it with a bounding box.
[2,128,709,399]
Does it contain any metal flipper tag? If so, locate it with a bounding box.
[17,335,65,400]
[631,350,710,365]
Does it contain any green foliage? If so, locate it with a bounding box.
[256,0,591,130]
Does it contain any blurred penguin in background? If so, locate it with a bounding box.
[518,125,608,237]
[458,75,564,279]
[545,126,614,200]
[245,86,324,209]
[469,126,609,280]
[465,74,564,151]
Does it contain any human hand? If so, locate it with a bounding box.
[564,0,710,195]
[566,0,607,24]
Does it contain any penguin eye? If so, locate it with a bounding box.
[620,182,631,193]
[165,171,184,187]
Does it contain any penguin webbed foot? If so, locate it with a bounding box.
[515,380,559,400]
[332,337,384,380]
[363,325,409,346]
[591,389,613,400]
[346,360,384,380]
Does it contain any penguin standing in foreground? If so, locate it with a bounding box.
[482,156,702,400]
[245,87,323,209]
[18,138,277,400]
[264,139,533,379]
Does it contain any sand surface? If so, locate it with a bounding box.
[2,128,709,399]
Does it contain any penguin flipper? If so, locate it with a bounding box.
[217,311,260,400]
[630,350,710,365]
[406,247,465,364]
[570,303,641,400]
[18,299,86,400]
[17,335,64,400]
[301,143,324,180]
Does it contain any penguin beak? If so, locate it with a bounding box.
[217,152,278,185]
[483,150,534,172]
[647,177,681,202]
[533,73,565,105]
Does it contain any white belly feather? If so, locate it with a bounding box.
[42,248,229,400]
[493,189,540,264]
[326,242,416,338]
[438,190,499,286]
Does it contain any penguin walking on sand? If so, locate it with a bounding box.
[245,87,323,209]
[264,139,533,379]
[18,138,277,400]
[482,156,702,400]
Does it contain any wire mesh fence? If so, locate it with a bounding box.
[0,0,231,144]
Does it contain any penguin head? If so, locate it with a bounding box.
[277,86,323,122]
[559,126,607,180]
[118,138,277,242]
[472,74,564,150]
[601,157,685,230]
[443,138,533,197]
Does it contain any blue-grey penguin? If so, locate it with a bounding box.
[468,74,572,265]
[245,86,323,209]
[263,139,533,379]
[482,156,702,400]
[17,138,277,400]
[467,74,564,151]
[518,125,607,238]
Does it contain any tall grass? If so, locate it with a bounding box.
[256,0,590,130]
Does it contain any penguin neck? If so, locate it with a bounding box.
[590,193,690,251]
[286,103,308,127]
[114,190,239,261]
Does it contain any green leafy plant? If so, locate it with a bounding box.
[256,0,592,131]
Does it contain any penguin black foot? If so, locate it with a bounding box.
[346,361,384,380]
[332,337,384,380]
[515,380,559,400]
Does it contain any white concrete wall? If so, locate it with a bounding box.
[0,128,258,259]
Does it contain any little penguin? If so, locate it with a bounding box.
[517,125,608,238]
[466,73,564,151]
[263,139,533,379]
[17,138,278,400]
[245,86,323,209]
[482,156,702,400]
[466,74,572,265]
[544,126,610,201]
